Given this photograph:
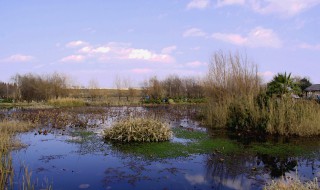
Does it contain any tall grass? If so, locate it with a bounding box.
[0,120,36,189]
[267,98,320,136]
[204,51,320,136]
[204,51,261,129]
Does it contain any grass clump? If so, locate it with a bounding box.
[264,177,319,190]
[47,97,86,107]
[104,118,172,142]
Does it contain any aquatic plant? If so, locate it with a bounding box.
[264,176,319,190]
[104,118,172,142]
[0,120,37,189]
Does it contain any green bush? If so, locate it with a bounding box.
[104,118,172,142]
[227,97,268,133]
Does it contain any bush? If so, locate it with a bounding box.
[104,118,172,142]
[227,97,268,133]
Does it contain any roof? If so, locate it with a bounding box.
[305,84,320,92]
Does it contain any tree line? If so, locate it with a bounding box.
[0,73,68,102]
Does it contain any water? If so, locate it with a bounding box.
[8,106,320,190]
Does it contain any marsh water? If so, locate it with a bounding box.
[5,106,320,190]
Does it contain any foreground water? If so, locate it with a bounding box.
[8,106,320,190]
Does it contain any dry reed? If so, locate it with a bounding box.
[104,118,172,142]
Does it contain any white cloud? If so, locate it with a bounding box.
[66,40,87,48]
[298,43,320,50]
[68,42,175,63]
[131,68,153,74]
[186,61,207,68]
[216,0,320,17]
[161,46,177,54]
[216,0,245,7]
[60,55,86,62]
[258,71,274,82]
[212,27,282,48]
[258,71,274,77]
[250,0,320,17]
[127,49,174,63]
[183,28,207,37]
[2,54,34,62]
[79,46,111,54]
[185,174,206,185]
[211,33,246,45]
[186,0,211,10]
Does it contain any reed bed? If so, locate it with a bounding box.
[205,51,261,129]
[0,120,37,189]
[205,51,320,136]
[104,118,172,142]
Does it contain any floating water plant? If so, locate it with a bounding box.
[104,118,172,142]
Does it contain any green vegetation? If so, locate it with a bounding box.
[67,130,95,143]
[104,118,172,142]
[250,142,305,157]
[109,128,240,159]
[267,72,299,97]
[204,51,320,137]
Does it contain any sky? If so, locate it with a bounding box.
[0,0,320,88]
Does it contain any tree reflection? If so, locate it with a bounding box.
[257,154,297,178]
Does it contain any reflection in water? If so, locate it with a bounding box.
[257,154,297,178]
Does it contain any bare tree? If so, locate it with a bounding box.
[88,79,100,101]
[114,75,123,101]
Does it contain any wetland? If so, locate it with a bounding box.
[2,105,320,190]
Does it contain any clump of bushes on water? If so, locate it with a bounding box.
[104,118,172,142]
[205,51,320,136]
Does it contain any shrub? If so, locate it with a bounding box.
[104,118,172,142]
[227,97,268,133]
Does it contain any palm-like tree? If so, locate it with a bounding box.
[267,72,294,97]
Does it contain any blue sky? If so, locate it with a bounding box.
[1,0,320,87]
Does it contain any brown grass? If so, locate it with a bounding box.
[204,51,261,129]
[104,117,172,142]
[264,177,319,190]
[0,120,37,189]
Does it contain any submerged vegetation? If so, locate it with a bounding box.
[110,127,240,159]
[104,118,172,142]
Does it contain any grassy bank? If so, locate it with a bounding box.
[0,120,36,189]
